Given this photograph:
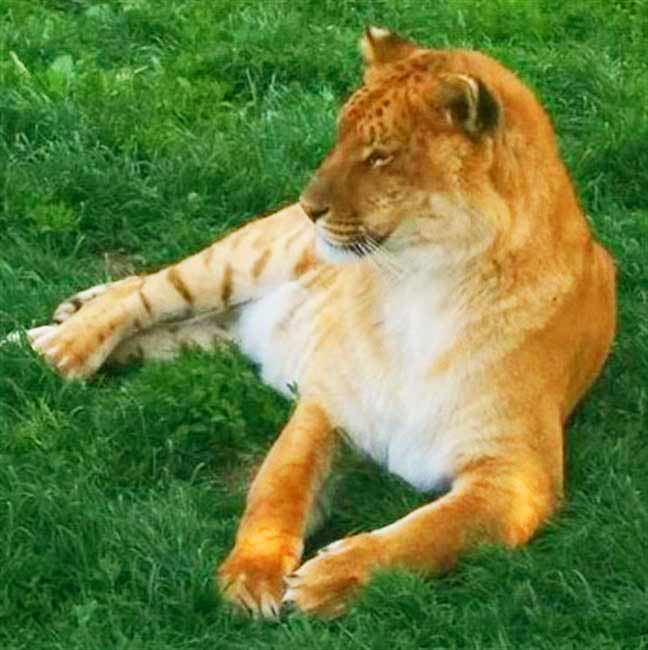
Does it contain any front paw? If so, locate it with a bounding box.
[217,538,302,620]
[283,533,380,619]
[28,314,122,380]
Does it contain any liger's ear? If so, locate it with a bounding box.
[360,26,417,67]
[439,74,501,137]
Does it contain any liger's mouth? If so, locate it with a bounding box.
[318,227,387,258]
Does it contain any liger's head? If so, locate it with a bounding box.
[300,27,559,266]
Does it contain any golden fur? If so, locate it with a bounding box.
[25,28,615,619]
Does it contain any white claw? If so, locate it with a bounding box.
[27,325,57,344]
[32,331,60,351]
[232,582,258,618]
[260,593,280,620]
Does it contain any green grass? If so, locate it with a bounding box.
[1,0,647,648]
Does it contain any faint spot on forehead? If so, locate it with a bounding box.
[341,84,410,144]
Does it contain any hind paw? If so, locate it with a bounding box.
[53,278,133,324]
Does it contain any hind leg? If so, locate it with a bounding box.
[107,314,233,366]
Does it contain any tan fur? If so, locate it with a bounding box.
[25,29,615,619]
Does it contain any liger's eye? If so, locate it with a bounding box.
[365,151,394,168]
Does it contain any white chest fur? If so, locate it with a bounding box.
[234,268,478,492]
[328,274,472,491]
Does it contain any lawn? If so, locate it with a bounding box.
[1,0,647,648]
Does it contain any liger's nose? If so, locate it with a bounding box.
[300,199,330,223]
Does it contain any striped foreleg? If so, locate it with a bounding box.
[31,204,316,379]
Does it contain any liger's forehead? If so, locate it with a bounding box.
[340,86,412,144]
[339,60,443,144]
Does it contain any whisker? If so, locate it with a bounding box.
[319,228,410,285]
[363,235,407,283]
